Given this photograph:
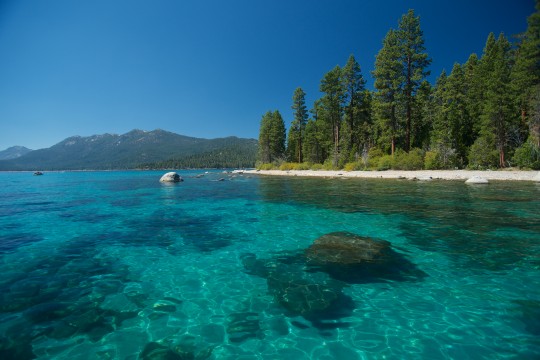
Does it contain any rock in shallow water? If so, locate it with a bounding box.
[159,172,183,183]
[305,232,391,265]
[465,176,489,184]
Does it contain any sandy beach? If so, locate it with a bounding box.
[238,169,540,182]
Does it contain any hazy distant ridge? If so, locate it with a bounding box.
[0,146,33,160]
[0,129,257,170]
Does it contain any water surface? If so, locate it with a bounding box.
[0,171,539,359]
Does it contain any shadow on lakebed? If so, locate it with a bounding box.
[241,232,426,326]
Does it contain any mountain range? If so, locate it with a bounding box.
[0,146,33,160]
[0,129,257,170]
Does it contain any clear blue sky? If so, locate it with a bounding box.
[0,0,535,150]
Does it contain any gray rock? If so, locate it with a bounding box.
[465,176,489,184]
[159,172,182,183]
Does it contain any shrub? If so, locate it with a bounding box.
[392,148,424,170]
[513,140,540,169]
[343,162,363,171]
[424,150,441,170]
[294,162,311,170]
[365,148,384,169]
[377,155,394,171]
[468,137,499,169]
[279,162,296,171]
[258,163,275,170]
[310,163,324,171]
[322,159,338,170]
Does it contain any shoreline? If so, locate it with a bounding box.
[238,169,540,182]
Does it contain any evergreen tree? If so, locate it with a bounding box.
[373,29,403,155]
[411,80,433,150]
[320,65,345,165]
[257,110,286,163]
[342,55,367,159]
[290,87,309,162]
[479,33,515,167]
[463,53,483,137]
[397,9,431,152]
[512,0,540,147]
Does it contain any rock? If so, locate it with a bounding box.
[416,176,432,181]
[266,267,344,317]
[305,232,391,266]
[535,172,540,182]
[465,176,489,184]
[159,172,182,183]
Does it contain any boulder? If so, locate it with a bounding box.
[465,176,489,184]
[159,172,182,183]
[305,232,391,266]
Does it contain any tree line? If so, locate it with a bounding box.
[257,5,540,170]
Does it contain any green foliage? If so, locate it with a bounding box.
[424,151,440,170]
[377,155,394,171]
[257,163,276,170]
[344,162,363,171]
[253,7,540,172]
[392,148,425,170]
[310,163,324,171]
[468,136,499,169]
[512,139,540,169]
[258,110,286,163]
[279,162,296,171]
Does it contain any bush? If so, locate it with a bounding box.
[513,140,540,169]
[258,163,275,170]
[279,162,296,171]
[468,137,499,169]
[322,159,338,170]
[377,155,394,170]
[366,148,384,169]
[424,150,441,170]
[294,162,311,170]
[343,162,363,171]
[392,148,424,170]
[310,163,324,171]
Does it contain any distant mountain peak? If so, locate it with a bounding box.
[0,146,33,160]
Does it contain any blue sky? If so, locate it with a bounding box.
[0,0,535,150]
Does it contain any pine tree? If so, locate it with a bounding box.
[257,110,286,164]
[512,0,540,147]
[480,33,515,167]
[320,65,345,165]
[290,87,309,162]
[373,29,403,155]
[397,9,431,152]
[342,55,367,159]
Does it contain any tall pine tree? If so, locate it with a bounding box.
[373,29,403,155]
[289,87,309,162]
[397,9,431,152]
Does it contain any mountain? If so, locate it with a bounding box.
[0,129,257,170]
[0,146,33,160]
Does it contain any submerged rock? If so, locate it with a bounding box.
[465,176,489,184]
[305,232,391,266]
[305,232,426,284]
[241,253,348,318]
[159,172,183,183]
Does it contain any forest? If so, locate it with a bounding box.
[257,4,540,171]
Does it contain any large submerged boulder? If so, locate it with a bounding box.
[305,232,426,283]
[159,172,183,183]
[306,232,391,266]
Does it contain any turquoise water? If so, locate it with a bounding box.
[0,171,539,359]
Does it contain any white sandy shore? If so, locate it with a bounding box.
[237,169,540,182]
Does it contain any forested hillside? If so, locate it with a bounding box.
[257,5,540,170]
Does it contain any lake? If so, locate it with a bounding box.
[0,170,539,359]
